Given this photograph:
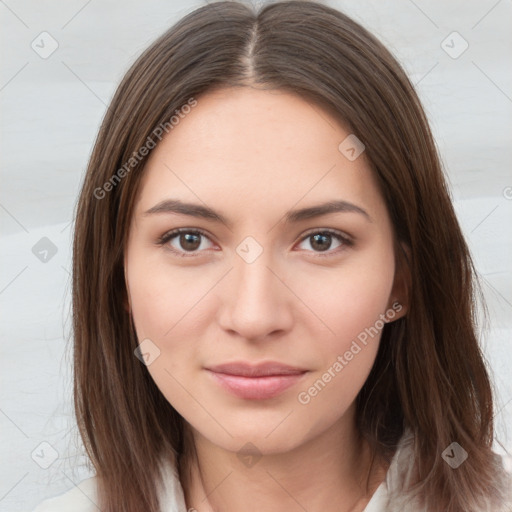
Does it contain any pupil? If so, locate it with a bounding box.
[311,233,331,251]
[181,233,200,251]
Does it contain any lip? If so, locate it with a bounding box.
[205,361,308,400]
[207,361,307,377]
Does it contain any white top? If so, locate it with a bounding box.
[31,429,512,512]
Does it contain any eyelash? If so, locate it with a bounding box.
[156,228,354,258]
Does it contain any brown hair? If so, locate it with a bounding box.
[72,1,510,511]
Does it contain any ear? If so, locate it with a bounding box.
[386,241,411,322]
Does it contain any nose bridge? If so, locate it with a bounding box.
[235,248,276,299]
[218,237,292,339]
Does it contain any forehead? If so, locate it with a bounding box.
[133,87,387,224]
[147,87,352,167]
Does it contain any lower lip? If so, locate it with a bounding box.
[206,370,307,400]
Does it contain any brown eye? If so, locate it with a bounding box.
[297,230,353,256]
[310,233,334,252]
[158,229,214,256]
[177,232,202,251]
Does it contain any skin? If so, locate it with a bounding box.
[124,86,409,512]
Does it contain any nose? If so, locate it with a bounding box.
[217,250,294,342]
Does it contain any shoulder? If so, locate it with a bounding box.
[31,476,98,512]
[496,462,512,512]
[30,460,187,512]
[384,430,512,512]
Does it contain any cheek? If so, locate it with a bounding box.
[291,251,394,410]
[299,247,395,352]
[127,256,207,340]
[126,258,209,408]
[295,268,392,418]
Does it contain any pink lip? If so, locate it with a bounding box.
[205,361,308,400]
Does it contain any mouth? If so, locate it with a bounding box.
[204,361,309,400]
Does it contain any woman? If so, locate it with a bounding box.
[33,1,512,511]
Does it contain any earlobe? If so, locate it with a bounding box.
[385,299,407,322]
[123,294,131,313]
[387,241,411,321]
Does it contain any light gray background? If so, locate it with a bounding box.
[1,1,511,510]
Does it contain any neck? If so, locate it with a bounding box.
[178,411,388,512]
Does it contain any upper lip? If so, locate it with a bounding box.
[206,361,307,377]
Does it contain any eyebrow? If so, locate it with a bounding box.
[143,198,373,227]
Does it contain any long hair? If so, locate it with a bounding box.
[72,1,510,511]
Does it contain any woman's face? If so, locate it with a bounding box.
[124,87,407,455]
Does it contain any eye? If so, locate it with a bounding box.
[157,228,215,257]
[157,228,353,258]
[296,229,353,256]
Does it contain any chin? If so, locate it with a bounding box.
[190,415,311,457]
